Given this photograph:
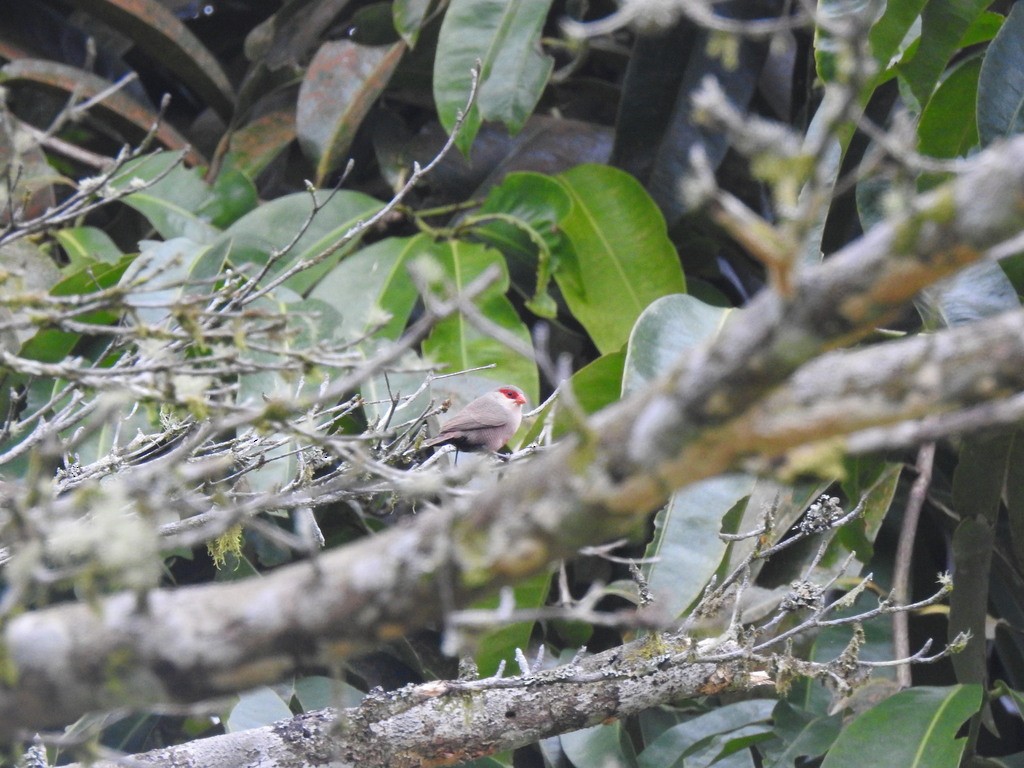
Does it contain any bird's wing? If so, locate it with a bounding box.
[438,408,508,433]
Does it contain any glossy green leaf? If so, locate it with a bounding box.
[622,294,728,395]
[358,342,434,426]
[762,701,841,768]
[868,0,928,77]
[434,0,554,155]
[19,257,132,363]
[472,172,572,317]
[918,55,981,158]
[116,158,253,241]
[297,40,406,185]
[234,289,331,494]
[393,0,432,46]
[644,475,755,619]
[473,569,551,678]
[292,675,364,712]
[688,726,772,767]
[520,351,626,447]
[959,10,1004,47]
[225,687,293,732]
[553,352,625,435]
[309,236,420,343]
[723,479,833,588]
[421,239,538,407]
[553,164,686,354]
[836,460,902,563]
[112,153,220,244]
[637,700,775,768]
[820,686,981,768]
[561,721,636,768]
[201,168,259,229]
[898,0,993,111]
[950,432,1014,687]
[623,295,746,617]
[54,226,124,267]
[68,0,235,119]
[978,2,1024,144]
[214,190,384,295]
[120,238,207,325]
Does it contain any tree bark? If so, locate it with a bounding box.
[74,637,758,768]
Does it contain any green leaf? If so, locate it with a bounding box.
[214,190,384,296]
[292,675,364,711]
[723,479,833,588]
[309,236,421,342]
[820,686,981,768]
[53,226,124,267]
[637,700,776,768]
[112,153,220,244]
[0,240,61,350]
[561,721,637,768]
[393,0,432,46]
[473,569,551,678]
[762,701,841,768]
[644,475,755,619]
[19,257,132,364]
[898,0,994,111]
[978,2,1024,145]
[421,239,538,407]
[234,290,333,495]
[201,168,259,229]
[519,351,626,447]
[471,172,572,317]
[868,0,928,77]
[624,295,747,617]
[120,238,207,326]
[959,10,1004,47]
[918,55,981,158]
[434,0,554,155]
[225,687,293,732]
[297,40,406,185]
[836,460,902,563]
[949,433,1013,687]
[553,165,686,354]
[622,295,728,395]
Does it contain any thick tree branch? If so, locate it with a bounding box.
[76,638,754,768]
[4,138,1024,735]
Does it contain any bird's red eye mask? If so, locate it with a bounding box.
[499,387,526,404]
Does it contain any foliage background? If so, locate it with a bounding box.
[2,0,1024,765]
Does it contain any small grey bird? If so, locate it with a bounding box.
[422,385,527,453]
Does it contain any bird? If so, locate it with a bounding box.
[422,385,527,454]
